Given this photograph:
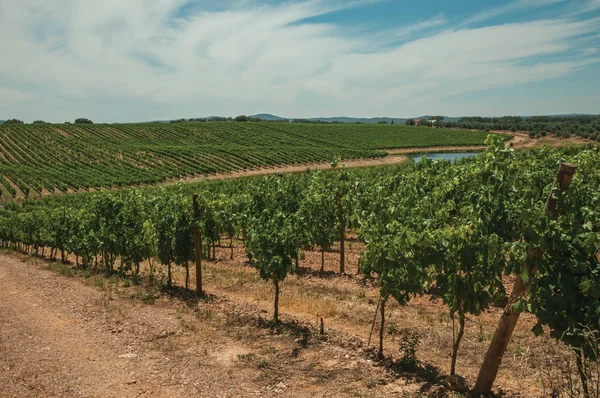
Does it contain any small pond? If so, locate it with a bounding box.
[411,152,479,163]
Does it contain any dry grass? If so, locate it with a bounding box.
[152,243,574,396]
[13,242,591,397]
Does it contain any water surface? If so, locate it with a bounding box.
[411,152,479,163]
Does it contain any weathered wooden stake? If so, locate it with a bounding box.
[273,277,280,322]
[337,187,345,274]
[193,194,203,297]
[474,162,577,394]
[378,297,387,361]
[367,296,381,348]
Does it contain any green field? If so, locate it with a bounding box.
[1,142,598,395]
[0,122,491,200]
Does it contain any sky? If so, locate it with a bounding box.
[0,0,599,123]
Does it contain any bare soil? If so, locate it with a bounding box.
[1,242,575,398]
[182,155,410,184]
[0,252,421,398]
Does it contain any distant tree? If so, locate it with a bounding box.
[405,119,416,126]
[169,119,187,123]
[210,117,228,122]
[3,119,24,125]
[249,117,262,122]
[234,115,249,122]
[32,120,46,124]
[189,118,207,122]
[391,119,394,125]
[75,118,93,124]
[377,121,389,124]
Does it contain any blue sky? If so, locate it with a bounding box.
[0,0,599,122]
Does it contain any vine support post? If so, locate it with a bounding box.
[451,313,466,376]
[378,296,387,361]
[193,194,203,297]
[273,276,280,322]
[337,187,345,274]
[474,162,577,394]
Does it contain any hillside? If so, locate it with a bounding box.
[1,144,598,397]
[0,122,491,201]
[249,113,287,121]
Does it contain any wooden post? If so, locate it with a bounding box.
[193,194,203,297]
[337,187,345,274]
[474,162,577,394]
[273,277,280,322]
[378,297,387,361]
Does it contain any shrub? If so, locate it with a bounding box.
[75,118,93,124]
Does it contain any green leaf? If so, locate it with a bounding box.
[512,299,528,313]
[521,267,530,285]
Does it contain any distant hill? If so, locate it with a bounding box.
[308,116,405,124]
[250,115,459,124]
[250,113,288,121]
[131,113,598,125]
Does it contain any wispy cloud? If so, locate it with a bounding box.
[463,0,566,25]
[569,0,600,14]
[396,13,446,38]
[0,0,598,121]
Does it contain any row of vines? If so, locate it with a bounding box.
[0,136,598,395]
[0,122,491,201]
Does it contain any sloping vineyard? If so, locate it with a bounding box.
[0,122,491,201]
[0,137,598,394]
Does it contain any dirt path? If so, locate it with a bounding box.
[0,243,567,398]
[175,154,410,184]
[0,255,270,398]
[0,253,411,398]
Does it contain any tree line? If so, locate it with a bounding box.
[431,115,600,141]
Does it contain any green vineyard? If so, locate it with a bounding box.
[0,137,598,394]
[0,122,491,201]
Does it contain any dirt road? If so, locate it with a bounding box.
[0,253,399,398]
[0,254,282,397]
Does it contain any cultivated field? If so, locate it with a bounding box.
[0,122,491,201]
[1,140,599,397]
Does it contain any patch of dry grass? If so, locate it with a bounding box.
[15,241,588,397]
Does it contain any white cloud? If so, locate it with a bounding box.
[0,0,598,121]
